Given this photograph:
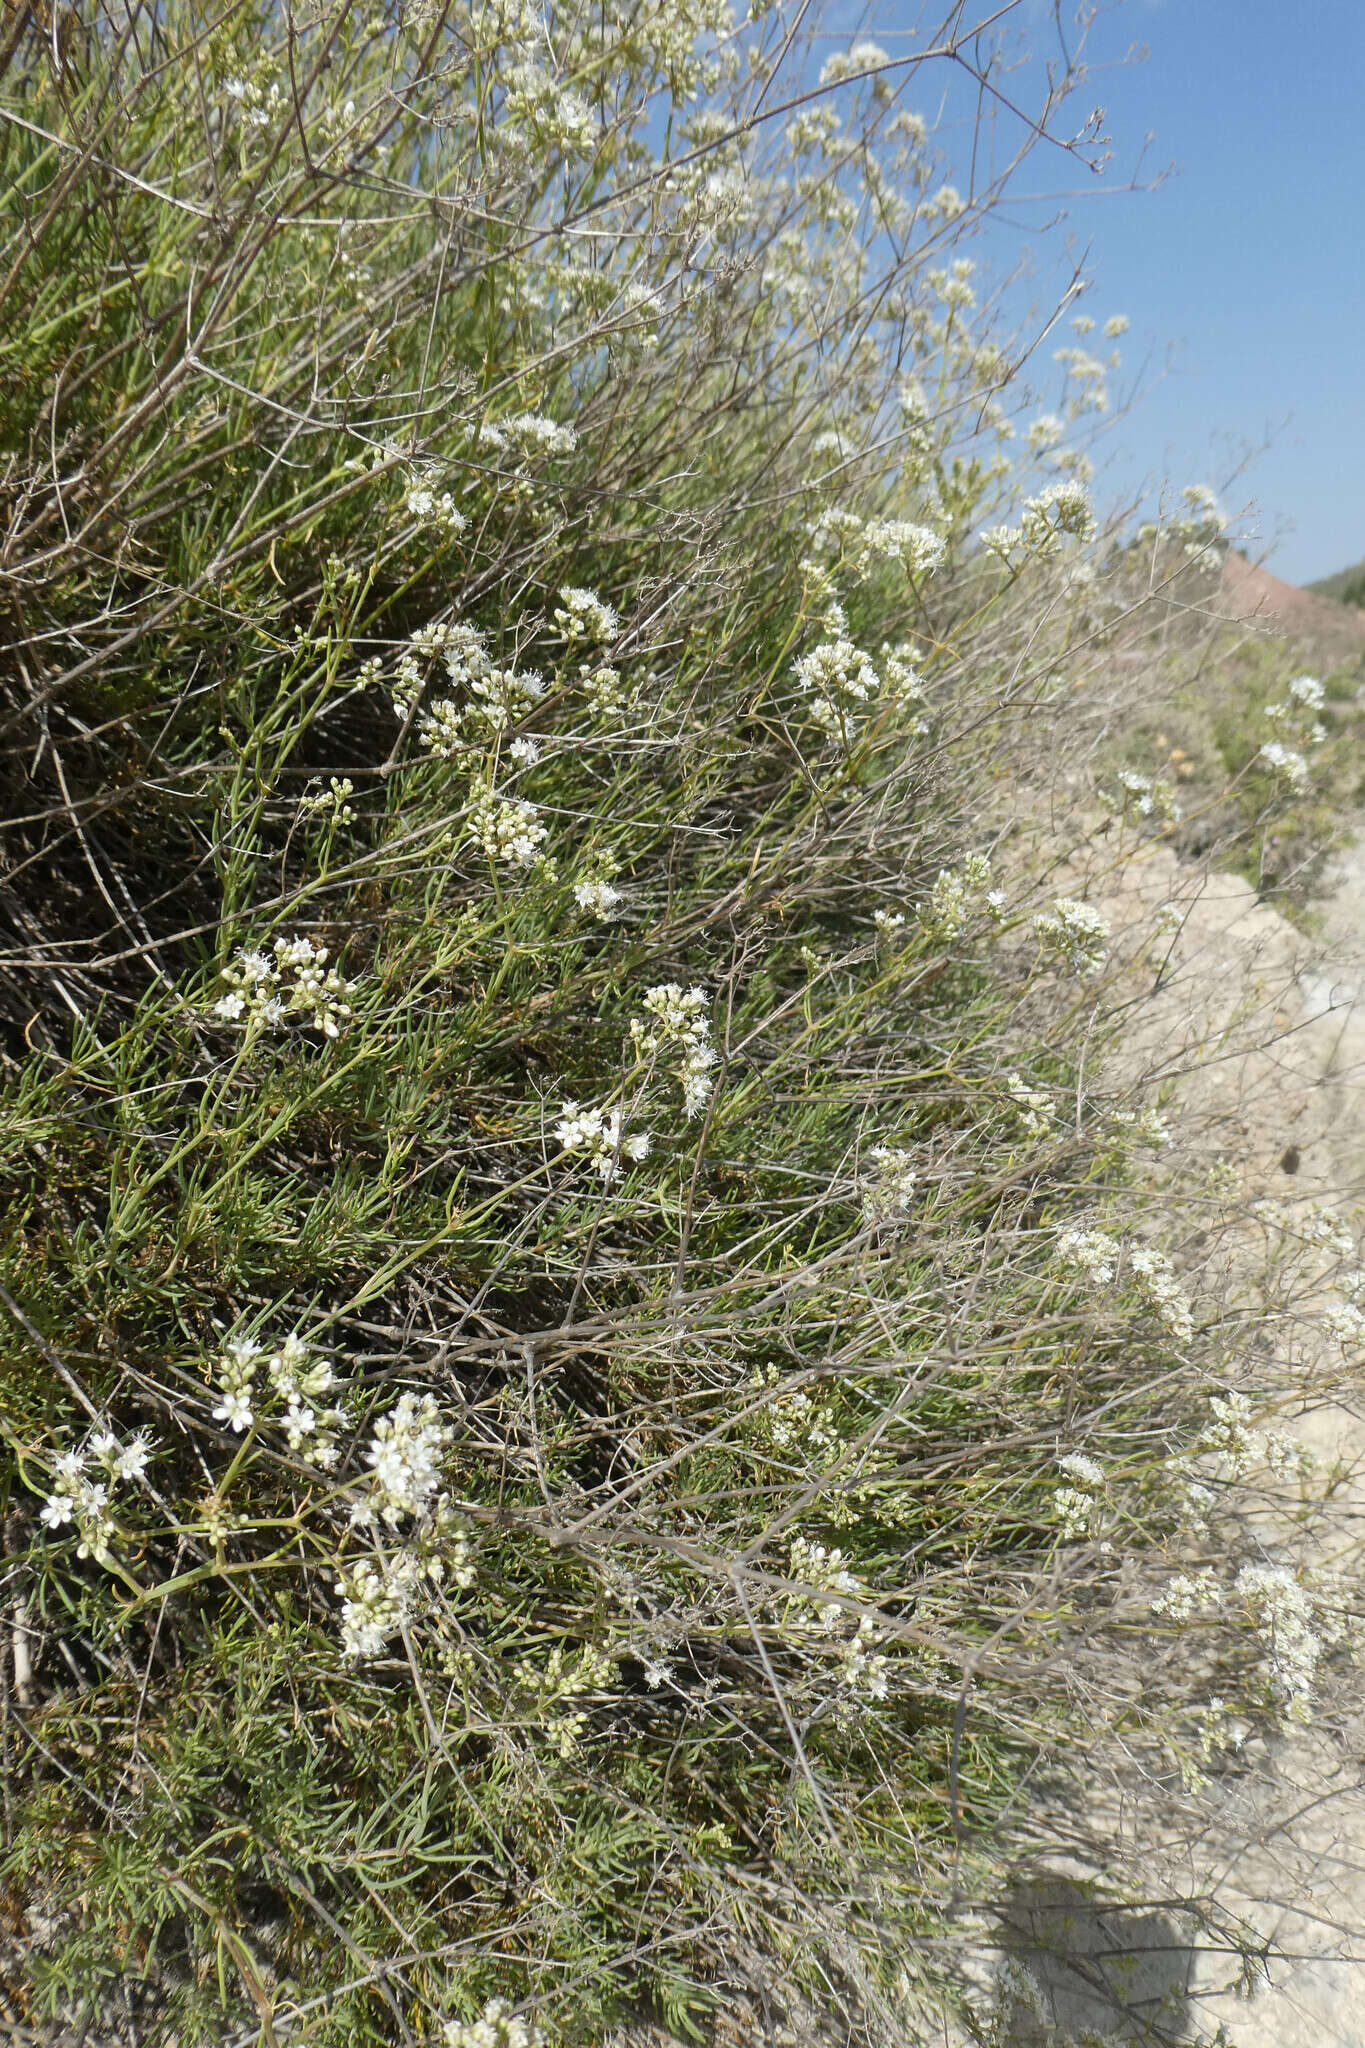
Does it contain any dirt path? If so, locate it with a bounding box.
[1091,825,1365,2046]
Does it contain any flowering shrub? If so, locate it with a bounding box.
[0,3,1351,2044]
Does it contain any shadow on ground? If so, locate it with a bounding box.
[997,1878,1199,2044]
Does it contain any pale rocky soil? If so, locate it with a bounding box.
[984,810,1365,2047]
[1093,822,1365,2048]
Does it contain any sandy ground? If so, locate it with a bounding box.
[984,818,1365,2047]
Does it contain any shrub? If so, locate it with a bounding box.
[0,3,1345,2043]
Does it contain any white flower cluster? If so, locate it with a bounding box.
[791,636,879,733]
[503,57,597,154]
[299,776,356,822]
[335,1393,473,1659]
[788,1536,863,1631]
[353,1392,451,1528]
[837,1618,889,1706]
[1252,1197,1357,1260]
[401,620,546,757]
[477,412,577,459]
[1109,1105,1172,1151]
[443,1999,545,2048]
[337,1553,427,1659]
[981,481,1095,561]
[1324,1300,1365,1354]
[879,641,925,710]
[466,779,548,868]
[819,40,891,86]
[212,1334,260,1432]
[630,982,718,1116]
[554,1101,651,1182]
[268,1333,348,1467]
[1129,1244,1194,1342]
[404,468,468,537]
[1261,671,1326,782]
[1055,1226,1120,1287]
[577,662,626,716]
[1152,1568,1221,1624]
[861,1144,917,1224]
[213,935,358,1038]
[919,852,999,941]
[873,908,906,941]
[1258,740,1309,788]
[1031,897,1109,975]
[1005,1071,1053,1139]
[553,585,619,645]
[210,1330,348,1463]
[512,1642,616,1758]
[223,72,284,129]
[804,507,945,586]
[1201,1391,1310,1482]
[1053,1449,1104,1540]
[1109,768,1179,823]
[752,1369,842,1459]
[40,1426,151,1565]
[572,873,623,920]
[1055,1230,1191,1337]
[335,1496,475,1661]
[1234,1562,1322,1714]
[857,518,946,577]
[1053,345,1110,415]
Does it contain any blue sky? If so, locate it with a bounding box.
[1048,0,1364,585]
[824,1,1363,584]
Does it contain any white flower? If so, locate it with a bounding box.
[1032,897,1109,974]
[111,1434,152,1481]
[1103,314,1130,338]
[631,983,717,1117]
[862,1144,917,1224]
[873,909,905,940]
[1234,1563,1322,1713]
[554,586,619,645]
[1288,673,1324,710]
[856,519,946,577]
[1025,413,1065,452]
[1053,1485,1099,1540]
[1019,479,1095,553]
[573,876,623,920]
[920,853,994,941]
[357,1392,451,1528]
[213,1388,254,1432]
[1056,1226,1120,1287]
[819,40,890,85]
[466,781,548,869]
[1005,1071,1052,1138]
[211,936,358,1039]
[1129,1244,1194,1341]
[1153,1569,1222,1623]
[443,1997,545,2048]
[404,469,467,536]
[1058,1452,1104,1490]
[1258,741,1309,787]
[299,776,356,823]
[479,413,577,460]
[555,1101,650,1182]
[792,638,880,732]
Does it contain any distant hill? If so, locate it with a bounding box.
[1306,559,1365,607]
[1219,551,1365,664]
